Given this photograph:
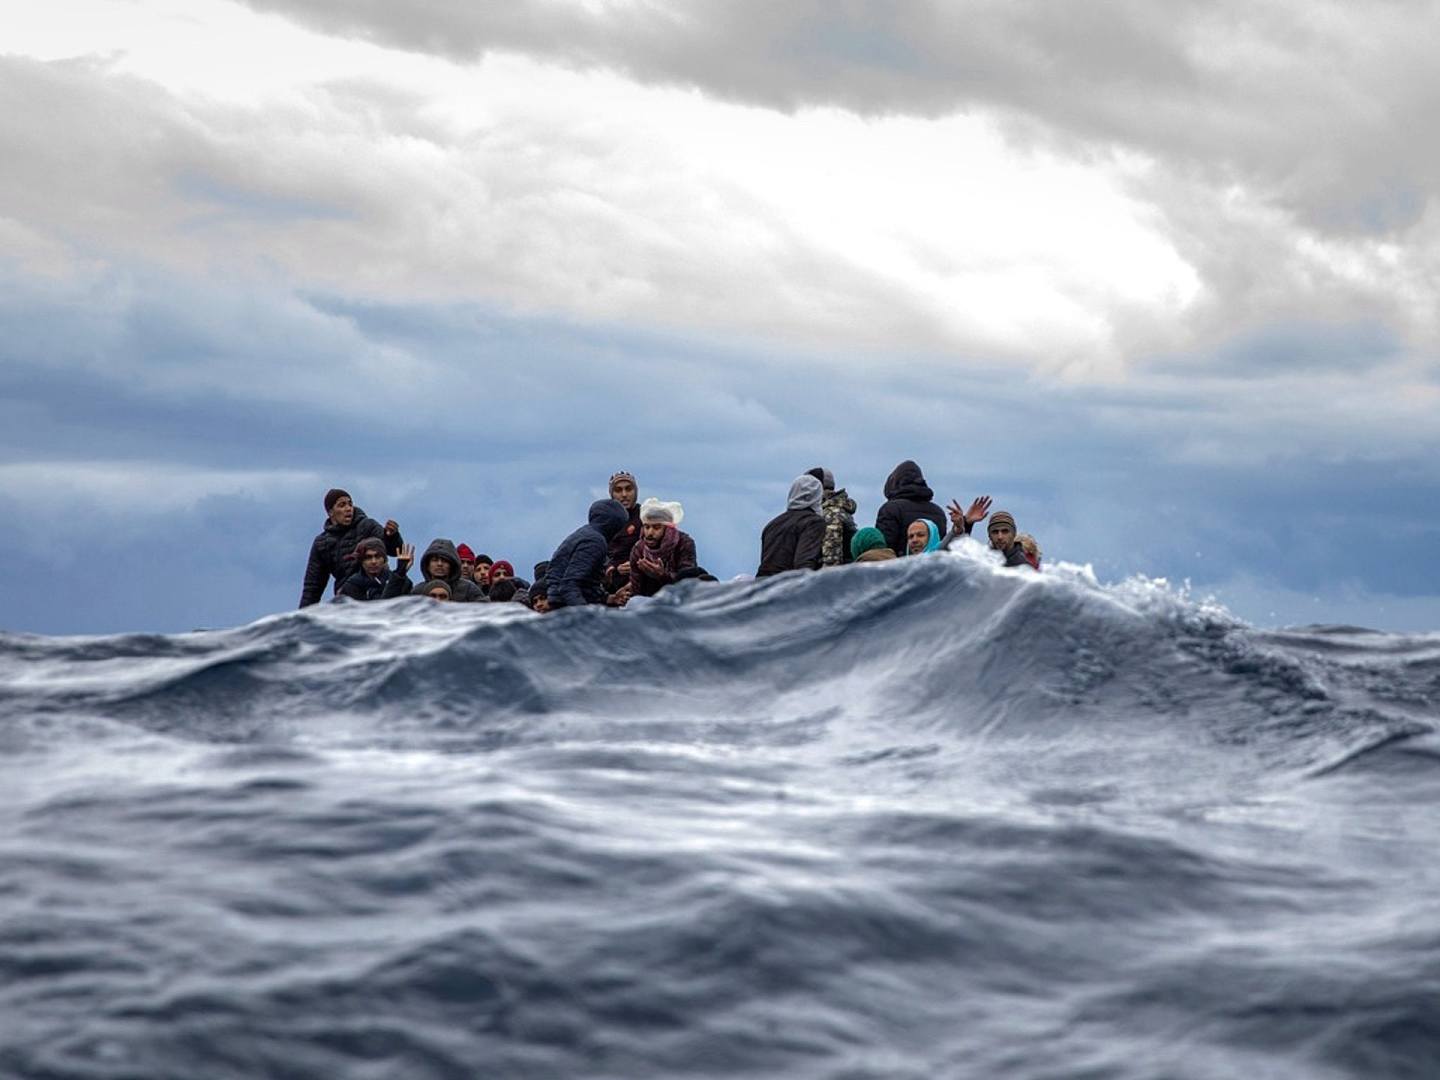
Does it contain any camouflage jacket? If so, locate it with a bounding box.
[820,489,858,566]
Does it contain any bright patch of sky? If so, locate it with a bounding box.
[7,0,1201,374]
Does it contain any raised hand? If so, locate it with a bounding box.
[395,542,415,570]
[961,496,992,525]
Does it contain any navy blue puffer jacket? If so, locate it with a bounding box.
[547,500,631,609]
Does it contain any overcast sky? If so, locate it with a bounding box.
[4,0,1438,635]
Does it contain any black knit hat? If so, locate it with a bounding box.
[324,488,351,512]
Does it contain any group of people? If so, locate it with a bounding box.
[298,461,1042,612]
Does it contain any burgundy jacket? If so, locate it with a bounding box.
[628,529,698,597]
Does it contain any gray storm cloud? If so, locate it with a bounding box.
[233,0,1440,237]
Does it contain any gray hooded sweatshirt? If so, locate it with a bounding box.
[757,475,827,577]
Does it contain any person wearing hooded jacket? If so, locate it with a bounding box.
[548,499,632,609]
[299,488,403,607]
[757,475,827,577]
[874,461,947,558]
[410,538,488,601]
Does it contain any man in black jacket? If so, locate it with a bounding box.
[299,489,403,606]
[875,461,946,558]
[548,500,632,609]
[336,538,416,601]
[756,475,826,577]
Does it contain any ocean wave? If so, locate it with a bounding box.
[3,551,1439,1078]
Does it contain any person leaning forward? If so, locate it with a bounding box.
[549,499,633,609]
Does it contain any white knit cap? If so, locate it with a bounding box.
[639,497,684,526]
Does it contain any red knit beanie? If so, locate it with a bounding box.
[487,560,515,586]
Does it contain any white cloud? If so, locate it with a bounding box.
[3,1,1204,374]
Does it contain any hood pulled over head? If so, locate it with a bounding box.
[419,538,462,582]
[588,498,631,539]
[883,460,934,502]
[787,474,824,514]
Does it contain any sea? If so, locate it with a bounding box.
[3,546,1438,1079]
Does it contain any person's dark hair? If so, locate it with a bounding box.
[489,578,519,603]
[324,488,351,512]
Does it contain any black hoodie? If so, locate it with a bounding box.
[875,461,947,557]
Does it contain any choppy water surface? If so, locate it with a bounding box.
[3,549,1439,1079]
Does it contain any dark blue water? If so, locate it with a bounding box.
[3,550,1439,1079]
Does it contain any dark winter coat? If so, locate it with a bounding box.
[299,507,402,607]
[875,461,946,558]
[604,504,643,593]
[757,476,826,577]
[628,528,699,597]
[820,489,858,567]
[410,539,488,602]
[548,500,631,609]
[996,542,1036,569]
[337,566,413,601]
